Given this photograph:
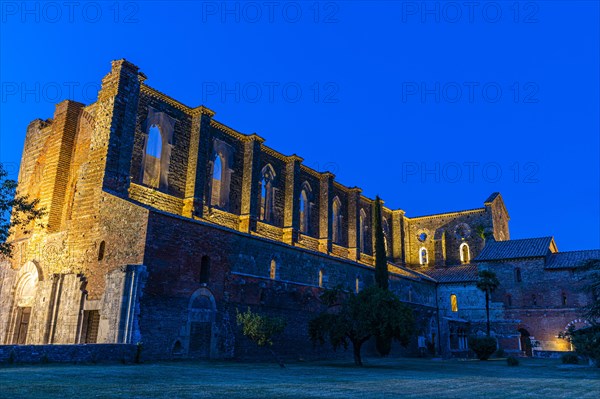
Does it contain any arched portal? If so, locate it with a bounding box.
[518,328,533,356]
[11,261,40,344]
[186,288,216,358]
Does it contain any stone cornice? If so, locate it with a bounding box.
[210,119,249,141]
[260,145,289,162]
[405,207,486,221]
[141,84,193,114]
[191,105,216,118]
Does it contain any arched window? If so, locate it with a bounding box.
[332,197,342,244]
[460,242,470,264]
[515,268,522,283]
[419,247,428,266]
[450,294,458,312]
[143,125,163,188]
[211,154,223,207]
[318,269,327,288]
[506,294,513,307]
[98,241,105,261]
[532,294,537,306]
[382,218,391,256]
[270,259,278,280]
[359,209,367,253]
[299,185,310,234]
[562,292,568,306]
[355,275,362,293]
[259,164,276,222]
[199,256,210,284]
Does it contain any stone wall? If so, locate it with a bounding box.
[0,344,138,364]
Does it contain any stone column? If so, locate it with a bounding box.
[238,134,264,233]
[392,210,406,264]
[346,187,361,260]
[282,155,303,245]
[318,172,334,253]
[183,106,215,218]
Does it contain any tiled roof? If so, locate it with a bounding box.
[475,237,555,261]
[545,250,600,269]
[423,264,478,283]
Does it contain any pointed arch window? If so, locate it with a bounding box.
[199,256,210,284]
[419,247,428,266]
[318,269,327,288]
[450,294,458,312]
[143,125,163,189]
[382,218,391,256]
[332,197,342,244]
[211,154,223,207]
[259,164,276,223]
[359,209,367,253]
[299,182,312,234]
[355,275,362,293]
[460,242,470,264]
[515,268,522,283]
[270,259,278,280]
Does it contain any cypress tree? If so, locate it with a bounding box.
[373,196,389,290]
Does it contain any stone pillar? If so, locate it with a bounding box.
[318,172,334,253]
[434,229,447,267]
[282,155,303,245]
[183,106,215,218]
[392,210,405,264]
[347,188,361,260]
[41,100,84,232]
[238,134,264,233]
[99,59,143,195]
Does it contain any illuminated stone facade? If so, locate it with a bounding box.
[0,60,597,359]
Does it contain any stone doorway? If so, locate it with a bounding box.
[13,307,32,344]
[519,328,533,356]
[185,288,216,358]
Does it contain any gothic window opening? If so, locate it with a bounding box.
[460,242,470,264]
[211,154,223,207]
[532,294,537,306]
[199,256,210,284]
[142,125,163,189]
[259,164,276,223]
[359,209,367,253]
[515,268,522,283]
[332,197,342,244]
[450,294,458,312]
[270,259,278,280]
[355,275,362,293]
[382,218,391,256]
[299,183,311,234]
[98,241,105,261]
[562,292,568,306]
[319,269,327,288]
[419,247,428,266]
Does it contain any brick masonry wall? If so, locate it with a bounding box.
[0,344,138,364]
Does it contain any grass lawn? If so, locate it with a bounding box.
[1,357,598,399]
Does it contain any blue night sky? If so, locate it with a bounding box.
[1,1,598,251]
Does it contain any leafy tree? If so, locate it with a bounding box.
[476,270,500,336]
[236,307,286,368]
[372,196,391,355]
[468,336,497,360]
[0,163,45,257]
[582,259,600,322]
[559,259,600,366]
[372,196,388,290]
[309,285,414,366]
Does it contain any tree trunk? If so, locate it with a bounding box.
[352,340,363,367]
[485,290,491,336]
[268,348,285,368]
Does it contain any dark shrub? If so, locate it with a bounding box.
[469,336,497,360]
[561,353,579,364]
[495,348,505,358]
[506,356,519,366]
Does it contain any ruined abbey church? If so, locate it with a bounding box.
[1,60,598,360]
